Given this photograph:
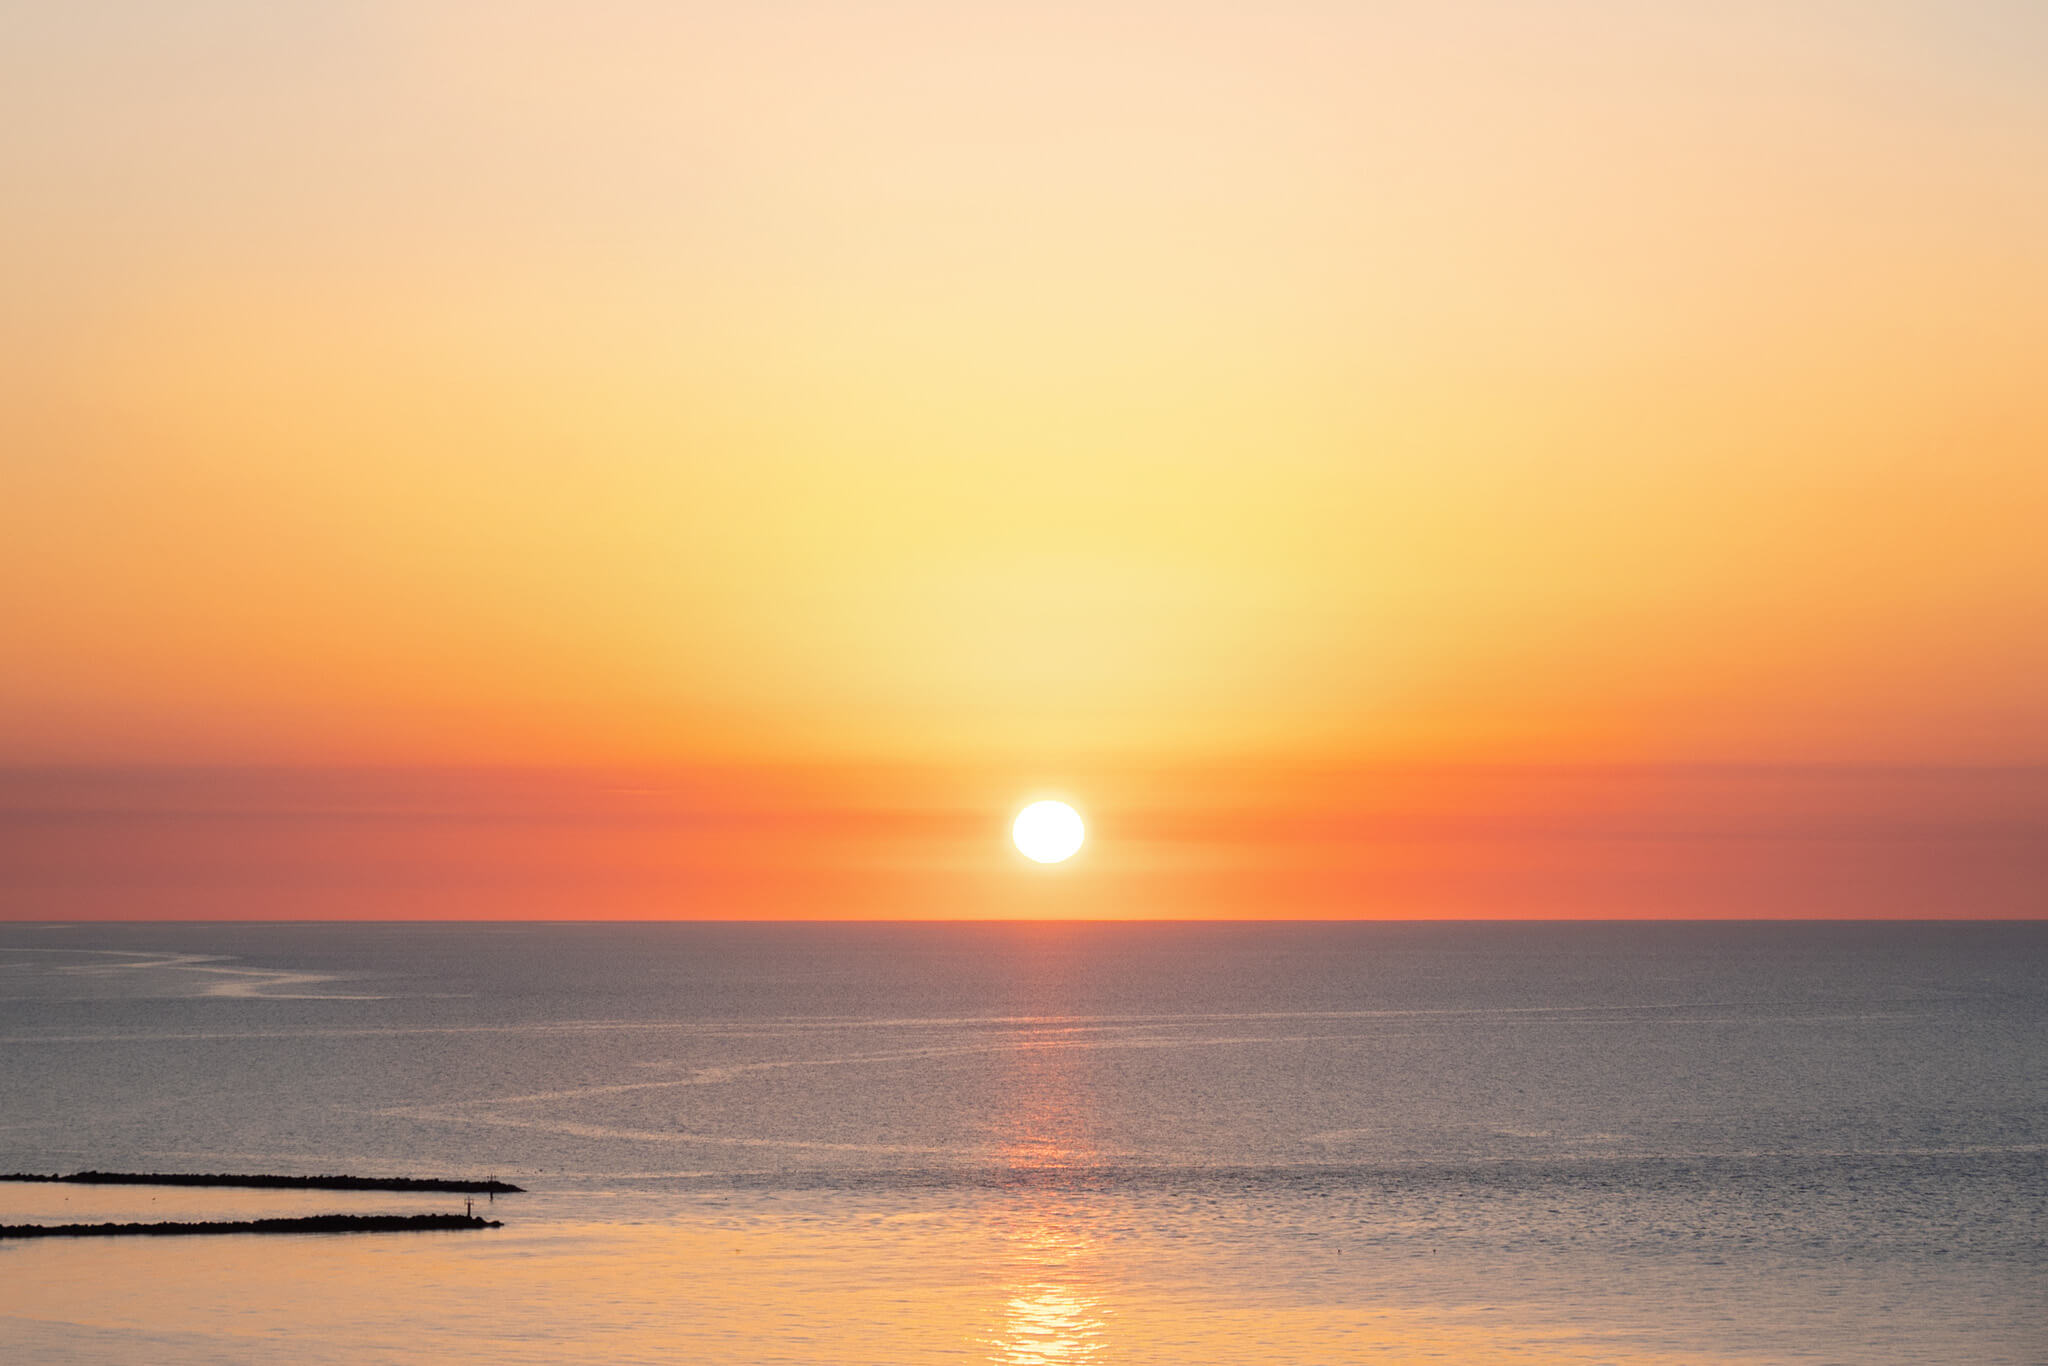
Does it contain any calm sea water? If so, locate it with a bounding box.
[1,921,2042,1364]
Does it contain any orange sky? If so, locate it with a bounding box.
[2,3,2045,917]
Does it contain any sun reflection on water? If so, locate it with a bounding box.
[983,1029,1115,1364]
[992,1280,1109,1365]
[987,1225,1110,1365]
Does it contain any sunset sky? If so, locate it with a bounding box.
[3,2,2045,917]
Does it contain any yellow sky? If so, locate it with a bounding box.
[4,0,2047,771]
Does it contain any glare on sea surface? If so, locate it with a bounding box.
[988,1223,1108,1365]
[1012,800,1085,863]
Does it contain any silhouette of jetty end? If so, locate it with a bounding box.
[0,1214,502,1238]
[0,1170,523,1194]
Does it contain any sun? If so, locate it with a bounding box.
[1013,800,1085,864]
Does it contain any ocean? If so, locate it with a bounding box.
[1,921,2042,1363]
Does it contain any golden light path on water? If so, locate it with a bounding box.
[987,1228,1105,1366]
[983,993,1112,1366]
